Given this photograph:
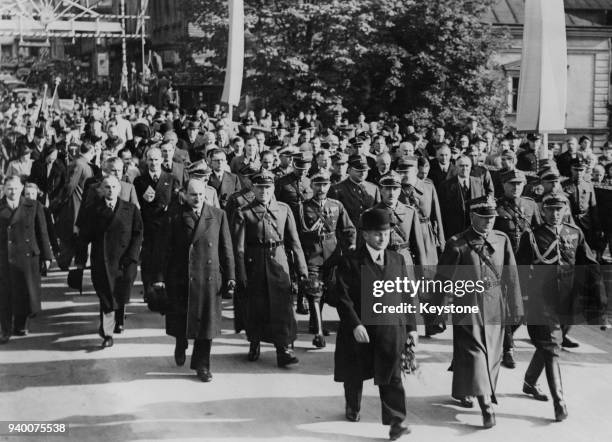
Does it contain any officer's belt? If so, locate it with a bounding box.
[388,242,411,251]
[302,231,336,241]
[481,279,501,289]
[247,240,284,249]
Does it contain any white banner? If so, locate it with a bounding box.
[221,0,244,107]
[516,0,567,133]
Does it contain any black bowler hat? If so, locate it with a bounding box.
[360,208,391,231]
[396,156,417,172]
[468,195,497,217]
[331,152,348,164]
[504,130,520,140]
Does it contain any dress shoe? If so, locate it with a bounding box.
[101,337,114,348]
[0,334,9,344]
[12,329,27,337]
[562,336,579,348]
[174,343,186,367]
[502,350,516,369]
[113,324,124,334]
[523,382,549,401]
[247,341,260,361]
[554,400,568,422]
[196,368,213,382]
[322,327,330,336]
[452,395,474,408]
[276,347,299,367]
[312,335,326,348]
[389,422,411,440]
[345,406,360,422]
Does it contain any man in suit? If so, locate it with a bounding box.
[186,161,220,209]
[161,130,190,164]
[328,154,381,229]
[435,195,523,428]
[160,141,189,187]
[333,208,415,440]
[232,171,308,367]
[438,156,488,238]
[155,179,235,382]
[76,176,143,348]
[427,144,457,189]
[81,157,140,209]
[54,142,96,270]
[0,176,53,343]
[208,148,242,209]
[556,137,579,178]
[28,144,66,257]
[134,147,181,295]
[181,120,207,163]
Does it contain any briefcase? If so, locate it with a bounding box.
[144,284,170,314]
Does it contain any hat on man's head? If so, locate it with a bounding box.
[378,171,402,188]
[542,192,568,208]
[348,154,370,171]
[279,146,298,157]
[527,133,541,142]
[578,135,591,144]
[501,169,526,184]
[396,156,418,171]
[251,170,276,187]
[360,208,391,231]
[293,152,313,169]
[186,160,212,177]
[468,195,497,217]
[538,167,560,182]
[133,122,150,139]
[311,172,331,185]
[504,130,520,140]
[331,152,348,164]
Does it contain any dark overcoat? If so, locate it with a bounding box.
[333,247,415,385]
[0,198,52,317]
[436,228,522,402]
[233,199,308,345]
[76,199,143,312]
[438,175,487,238]
[328,178,380,228]
[209,171,242,209]
[162,204,235,340]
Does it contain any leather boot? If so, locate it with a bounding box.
[545,358,568,422]
[477,395,496,429]
[524,350,548,400]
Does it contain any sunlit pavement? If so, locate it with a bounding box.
[1,267,611,442]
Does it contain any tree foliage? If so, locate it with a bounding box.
[184,0,509,131]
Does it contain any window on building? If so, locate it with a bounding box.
[511,76,519,113]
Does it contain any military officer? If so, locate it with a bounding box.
[517,133,541,172]
[435,195,523,428]
[372,171,426,277]
[328,154,381,230]
[298,172,356,348]
[516,193,607,421]
[272,146,295,179]
[562,158,601,249]
[330,152,349,185]
[398,156,446,336]
[275,152,314,315]
[494,169,541,368]
[232,170,308,367]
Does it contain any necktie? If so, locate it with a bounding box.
[152,174,159,184]
[462,180,469,196]
[377,253,383,265]
[164,162,171,171]
[107,201,115,211]
[194,209,201,219]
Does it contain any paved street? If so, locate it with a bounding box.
[1,268,611,442]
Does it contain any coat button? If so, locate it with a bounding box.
[26,253,30,257]
[207,259,212,264]
[207,276,212,281]
[208,242,213,247]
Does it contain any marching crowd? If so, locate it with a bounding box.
[0,92,611,440]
